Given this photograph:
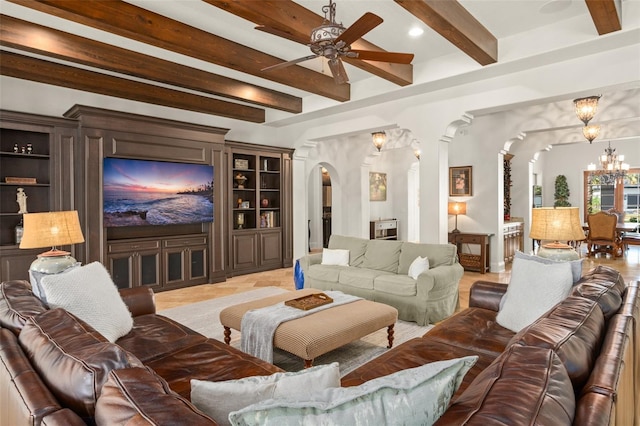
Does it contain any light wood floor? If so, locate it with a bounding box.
[155,246,640,312]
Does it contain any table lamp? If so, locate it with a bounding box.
[19,211,85,274]
[529,207,585,261]
[448,202,467,233]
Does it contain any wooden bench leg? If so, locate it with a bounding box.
[223,326,231,345]
[304,359,314,369]
[387,324,395,348]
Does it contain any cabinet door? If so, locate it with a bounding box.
[232,233,258,270]
[260,230,282,266]
[188,245,208,282]
[138,250,161,288]
[164,248,185,286]
[108,252,134,289]
[0,248,38,281]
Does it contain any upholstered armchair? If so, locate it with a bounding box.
[586,211,622,257]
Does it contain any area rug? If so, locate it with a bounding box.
[159,287,433,377]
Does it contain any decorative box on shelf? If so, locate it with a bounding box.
[234,159,249,170]
[5,177,37,184]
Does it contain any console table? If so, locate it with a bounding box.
[448,232,493,274]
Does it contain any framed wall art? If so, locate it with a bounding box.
[369,172,387,201]
[449,166,472,197]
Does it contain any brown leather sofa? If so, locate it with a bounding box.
[1,265,637,425]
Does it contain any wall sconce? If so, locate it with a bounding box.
[447,201,467,233]
[371,132,386,152]
[583,124,600,143]
[573,95,601,125]
[414,149,421,160]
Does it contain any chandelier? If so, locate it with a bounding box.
[573,95,601,125]
[573,95,601,143]
[587,141,629,185]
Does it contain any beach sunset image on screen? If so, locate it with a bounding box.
[103,158,214,227]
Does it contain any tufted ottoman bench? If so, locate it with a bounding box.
[220,288,398,368]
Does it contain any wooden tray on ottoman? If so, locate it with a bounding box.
[285,293,333,310]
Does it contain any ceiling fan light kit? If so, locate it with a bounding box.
[262,0,413,84]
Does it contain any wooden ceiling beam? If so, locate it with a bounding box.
[205,0,413,86]
[0,15,302,113]
[394,0,497,66]
[0,51,266,123]
[585,0,622,35]
[6,0,349,102]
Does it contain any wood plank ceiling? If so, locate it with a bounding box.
[0,0,622,123]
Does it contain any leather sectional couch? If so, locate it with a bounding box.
[0,265,637,425]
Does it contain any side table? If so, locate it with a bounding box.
[448,232,493,273]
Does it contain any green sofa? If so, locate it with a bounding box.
[299,235,464,325]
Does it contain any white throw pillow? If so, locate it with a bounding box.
[514,251,583,283]
[40,261,133,342]
[228,356,477,426]
[408,256,430,279]
[29,262,80,305]
[496,256,573,332]
[191,363,340,426]
[321,248,350,266]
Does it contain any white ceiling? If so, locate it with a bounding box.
[0,0,638,136]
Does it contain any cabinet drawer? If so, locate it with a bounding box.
[164,235,208,248]
[108,240,160,253]
[375,220,397,230]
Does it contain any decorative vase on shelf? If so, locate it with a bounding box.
[235,173,247,189]
[261,197,269,208]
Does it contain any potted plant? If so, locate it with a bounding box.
[554,175,571,207]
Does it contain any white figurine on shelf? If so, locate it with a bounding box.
[17,188,28,213]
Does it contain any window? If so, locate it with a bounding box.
[584,169,640,223]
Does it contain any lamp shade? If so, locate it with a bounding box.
[19,211,84,249]
[448,202,467,215]
[529,207,585,242]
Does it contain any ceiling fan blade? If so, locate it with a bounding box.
[335,12,383,46]
[328,59,349,84]
[255,25,308,45]
[261,54,318,72]
[350,50,414,64]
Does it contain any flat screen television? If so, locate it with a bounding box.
[103,157,214,227]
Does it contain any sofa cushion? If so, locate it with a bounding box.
[40,261,134,342]
[18,308,143,420]
[338,267,391,290]
[0,280,48,335]
[328,235,368,267]
[570,279,623,320]
[145,338,283,399]
[307,264,345,283]
[229,356,477,426]
[373,274,417,297]
[114,314,208,363]
[361,240,403,272]
[95,366,215,425]
[496,256,573,332]
[191,363,340,426]
[435,345,575,426]
[508,296,605,391]
[398,242,457,273]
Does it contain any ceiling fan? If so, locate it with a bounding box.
[261,0,414,84]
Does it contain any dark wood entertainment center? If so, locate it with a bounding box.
[0,107,293,290]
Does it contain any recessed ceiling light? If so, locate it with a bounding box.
[408,27,424,37]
